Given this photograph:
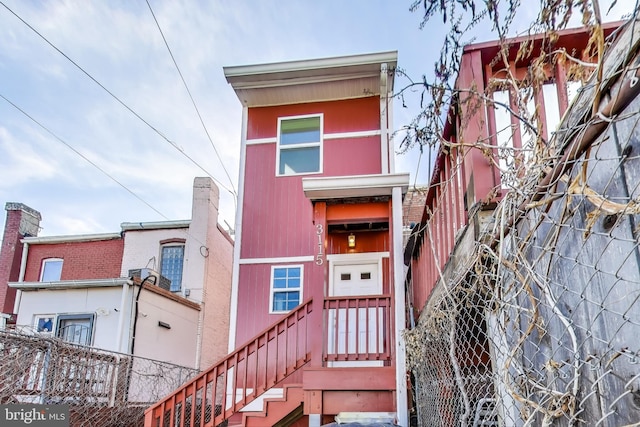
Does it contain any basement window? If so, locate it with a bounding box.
[277,115,322,176]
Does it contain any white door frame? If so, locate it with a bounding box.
[326,252,389,367]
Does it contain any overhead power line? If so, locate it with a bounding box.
[145,0,237,197]
[0,92,168,220]
[0,92,220,248]
[0,0,236,197]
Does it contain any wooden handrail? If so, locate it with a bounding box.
[144,298,313,427]
[323,295,392,362]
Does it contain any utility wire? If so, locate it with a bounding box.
[0,92,168,221]
[145,0,237,197]
[0,0,235,197]
[0,92,221,248]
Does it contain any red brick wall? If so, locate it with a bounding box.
[24,239,124,282]
[0,210,24,313]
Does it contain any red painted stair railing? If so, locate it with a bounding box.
[144,298,314,427]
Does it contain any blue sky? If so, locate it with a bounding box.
[0,1,633,237]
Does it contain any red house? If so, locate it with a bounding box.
[145,52,410,426]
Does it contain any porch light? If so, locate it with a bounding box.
[348,233,356,248]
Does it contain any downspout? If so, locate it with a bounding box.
[12,241,29,315]
[130,277,151,356]
[380,62,390,174]
[115,280,131,352]
[393,186,409,427]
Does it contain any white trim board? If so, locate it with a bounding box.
[246,129,381,146]
[238,256,314,265]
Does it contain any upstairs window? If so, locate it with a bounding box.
[40,258,63,282]
[270,265,303,313]
[161,245,184,292]
[277,115,322,176]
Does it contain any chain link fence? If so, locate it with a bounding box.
[406,16,640,427]
[0,328,198,427]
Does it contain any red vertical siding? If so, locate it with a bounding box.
[241,97,385,260]
[247,97,380,139]
[241,144,316,259]
[458,50,495,205]
[324,137,381,176]
[24,239,124,282]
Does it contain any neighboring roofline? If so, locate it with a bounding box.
[224,50,398,81]
[121,220,191,231]
[9,278,132,290]
[302,173,410,201]
[22,232,122,245]
[462,20,624,53]
[142,282,201,311]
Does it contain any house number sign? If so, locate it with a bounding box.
[316,224,324,265]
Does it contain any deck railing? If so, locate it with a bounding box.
[144,298,313,427]
[323,295,392,363]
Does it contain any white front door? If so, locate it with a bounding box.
[328,259,383,366]
[332,263,380,297]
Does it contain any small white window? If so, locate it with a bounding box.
[40,258,63,282]
[34,315,56,334]
[277,115,322,176]
[269,265,303,313]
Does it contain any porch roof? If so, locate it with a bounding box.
[302,173,409,201]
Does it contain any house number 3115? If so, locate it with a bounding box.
[316,224,324,265]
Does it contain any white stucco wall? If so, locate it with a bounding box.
[133,287,200,368]
[15,285,132,352]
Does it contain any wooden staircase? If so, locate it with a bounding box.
[144,299,314,427]
[144,294,395,427]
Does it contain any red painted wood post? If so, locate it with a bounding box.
[309,202,327,368]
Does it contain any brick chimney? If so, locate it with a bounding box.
[0,203,41,316]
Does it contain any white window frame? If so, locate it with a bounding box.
[34,314,56,335]
[276,113,323,176]
[39,258,63,282]
[269,264,304,314]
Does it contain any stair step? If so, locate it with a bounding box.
[243,385,304,427]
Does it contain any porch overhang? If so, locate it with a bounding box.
[302,173,410,201]
[9,278,132,291]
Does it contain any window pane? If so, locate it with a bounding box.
[41,259,63,282]
[281,117,320,145]
[273,291,300,312]
[273,268,287,278]
[57,316,92,346]
[279,147,320,174]
[288,267,300,278]
[37,317,54,333]
[273,278,287,289]
[161,245,184,292]
[287,278,300,288]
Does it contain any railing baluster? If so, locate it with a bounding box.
[241,345,248,407]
